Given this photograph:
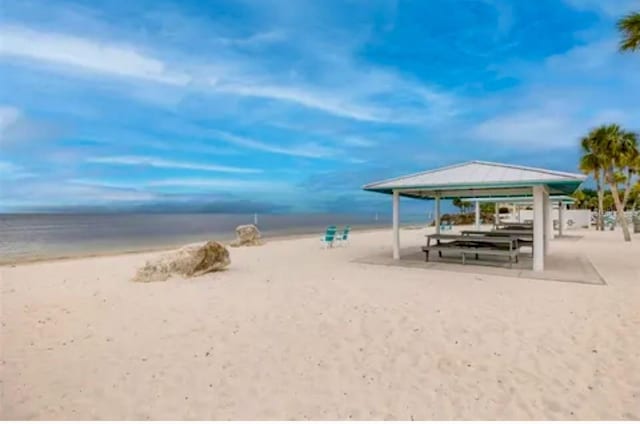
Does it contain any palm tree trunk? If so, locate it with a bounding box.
[622,168,630,208]
[622,168,633,208]
[608,171,632,242]
[596,170,604,231]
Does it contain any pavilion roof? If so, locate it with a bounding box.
[362,161,586,199]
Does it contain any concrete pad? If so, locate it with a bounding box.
[354,246,605,286]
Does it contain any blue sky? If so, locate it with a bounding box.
[0,0,638,213]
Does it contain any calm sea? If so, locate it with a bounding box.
[0,213,424,264]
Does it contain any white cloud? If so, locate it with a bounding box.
[87,155,261,173]
[563,0,638,16]
[0,18,458,124]
[213,82,393,123]
[0,160,19,173]
[216,30,286,47]
[0,160,36,179]
[0,25,190,85]
[471,108,637,150]
[146,178,291,191]
[0,106,21,133]
[212,130,338,158]
[471,31,640,151]
[348,158,367,164]
[545,39,619,71]
[471,111,583,149]
[342,136,376,147]
[29,181,159,203]
[0,105,64,146]
[69,177,292,193]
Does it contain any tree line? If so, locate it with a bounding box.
[441,13,640,240]
[576,14,640,242]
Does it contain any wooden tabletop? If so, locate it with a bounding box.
[463,230,532,236]
[426,233,516,245]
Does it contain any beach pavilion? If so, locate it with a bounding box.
[465,194,576,236]
[362,161,586,271]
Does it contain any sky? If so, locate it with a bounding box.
[0,0,639,214]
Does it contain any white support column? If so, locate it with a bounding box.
[392,190,400,260]
[434,195,441,234]
[474,201,480,230]
[533,186,545,271]
[543,189,552,254]
[558,201,564,237]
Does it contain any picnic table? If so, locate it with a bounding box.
[423,233,520,266]
[496,222,533,231]
[462,229,532,236]
[461,229,533,247]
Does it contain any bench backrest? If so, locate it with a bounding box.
[322,226,337,241]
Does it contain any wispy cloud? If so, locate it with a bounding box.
[23,181,159,203]
[0,17,459,125]
[470,110,583,149]
[0,25,190,85]
[212,130,338,158]
[544,39,619,72]
[213,82,394,123]
[0,106,21,132]
[216,30,286,47]
[3,1,628,211]
[469,99,637,151]
[69,176,292,193]
[87,155,261,173]
[0,105,64,146]
[146,178,291,191]
[0,160,37,180]
[470,32,640,151]
[342,136,376,148]
[563,0,638,16]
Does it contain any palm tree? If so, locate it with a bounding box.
[579,131,605,230]
[599,124,637,242]
[618,12,640,52]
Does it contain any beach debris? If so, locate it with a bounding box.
[230,224,263,247]
[133,241,230,282]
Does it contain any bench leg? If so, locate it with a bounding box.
[425,251,429,262]
[462,252,466,265]
[475,253,479,260]
[438,250,442,258]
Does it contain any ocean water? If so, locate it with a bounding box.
[0,213,415,264]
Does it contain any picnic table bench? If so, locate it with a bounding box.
[422,233,520,267]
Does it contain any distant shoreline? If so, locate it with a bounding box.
[0,224,428,267]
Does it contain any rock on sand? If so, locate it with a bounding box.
[133,241,230,282]
[230,224,263,247]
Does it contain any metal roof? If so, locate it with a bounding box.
[362,161,586,200]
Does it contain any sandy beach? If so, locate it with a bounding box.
[1,227,639,420]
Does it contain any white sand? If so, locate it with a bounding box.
[1,227,639,419]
